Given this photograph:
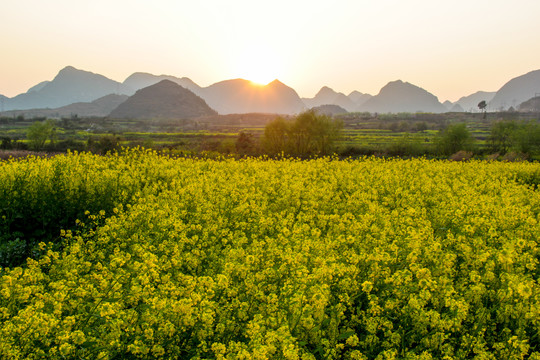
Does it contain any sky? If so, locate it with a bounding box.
[1,0,540,102]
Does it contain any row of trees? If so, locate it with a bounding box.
[7,114,540,159]
[488,120,540,155]
[433,120,540,157]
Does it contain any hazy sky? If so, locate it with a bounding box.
[2,0,540,101]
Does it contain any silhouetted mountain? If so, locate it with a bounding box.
[450,103,465,112]
[27,81,50,93]
[302,86,356,111]
[109,80,216,119]
[454,91,495,112]
[360,80,446,113]
[311,104,348,116]
[6,66,540,116]
[489,70,540,111]
[442,100,453,110]
[5,66,121,111]
[121,72,201,96]
[0,94,128,118]
[518,96,540,112]
[0,95,7,112]
[348,91,372,107]
[59,94,129,117]
[201,79,305,115]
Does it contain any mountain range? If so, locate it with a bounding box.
[302,86,370,112]
[1,94,128,118]
[1,66,540,117]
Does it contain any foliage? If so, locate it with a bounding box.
[435,123,475,156]
[488,120,519,154]
[263,116,289,155]
[513,122,540,155]
[489,121,540,156]
[26,119,56,150]
[87,135,121,154]
[0,152,539,358]
[478,101,487,119]
[0,149,173,267]
[235,131,256,156]
[263,110,343,157]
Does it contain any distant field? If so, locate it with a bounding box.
[0,111,537,157]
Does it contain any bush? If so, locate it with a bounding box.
[435,123,475,156]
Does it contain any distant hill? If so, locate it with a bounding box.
[359,80,446,113]
[348,91,372,107]
[109,80,216,119]
[302,87,356,112]
[455,91,496,112]
[59,94,129,117]
[0,94,128,118]
[5,66,121,111]
[489,69,540,111]
[121,72,202,96]
[311,104,348,116]
[442,100,453,110]
[201,79,305,115]
[518,96,540,112]
[449,103,465,112]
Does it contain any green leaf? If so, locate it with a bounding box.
[338,330,356,340]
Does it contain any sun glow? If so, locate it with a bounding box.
[232,44,283,85]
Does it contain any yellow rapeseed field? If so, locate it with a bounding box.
[0,149,539,359]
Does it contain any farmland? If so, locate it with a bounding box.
[1,150,539,358]
[1,111,538,159]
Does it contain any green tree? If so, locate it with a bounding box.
[26,119,56,150]
[235,131,256,156]
[435,123,475,156]
[263,110,342,157]
[513,122,540,155]
[87,135,121,154]
[1,137,13,150]
[263,116,289,155]
[287,110,342,156]
[488,120,518,154]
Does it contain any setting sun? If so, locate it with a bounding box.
[232,44,283,85]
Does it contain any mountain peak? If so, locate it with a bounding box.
[267,79,287,88]
[4,66,120,111]
[109,79,216,119]
[302,86,357,112]
[361,80,446,113]
[315,86,337,97]
[55,66,83,78]
[203,78,304,114]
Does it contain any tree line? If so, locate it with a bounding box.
[2,112,540,159]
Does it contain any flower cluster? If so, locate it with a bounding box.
[0,152,539,359]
